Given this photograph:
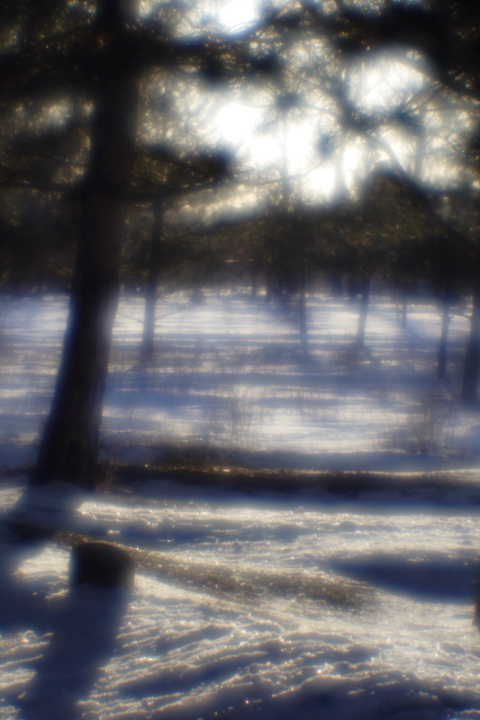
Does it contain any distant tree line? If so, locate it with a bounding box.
[0,0,479,485]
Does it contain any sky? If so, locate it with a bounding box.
[136,0,478,217]
[19,0,478,222]
[214,0,260,32]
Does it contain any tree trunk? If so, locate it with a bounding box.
[250,263,259,299]
[356,276,370,346]
[33,1,139,485]
[398,283,408,329]
[400,299,407,330]
[141,199,164,363]
[298,256,308,355]
[462,279,480,403]
[437,302,450,380]
[329,271,343,298]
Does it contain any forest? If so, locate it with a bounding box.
[0,0,479,484]
[2,2,480,719]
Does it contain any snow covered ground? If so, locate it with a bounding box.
[1,291,480,719]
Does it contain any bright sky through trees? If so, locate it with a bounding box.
[199,74,471,214]
[138,0,477,215]
[29,0,478,216]
[215,0,260,33]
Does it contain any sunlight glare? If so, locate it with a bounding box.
[214,101,262,145]
[216,0,259,33]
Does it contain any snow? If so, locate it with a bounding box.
[1,291,480,719]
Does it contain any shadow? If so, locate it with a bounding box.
[111,459,480,511]
[330,550,479,602]
[18,584,130,720]
[218,673,480,720]
[4,294,479,486]
[114,610,480,720]
[0,482,78,630]
[0,481,132,719]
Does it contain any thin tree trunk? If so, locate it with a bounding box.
[400,300,407,329]
[329,271,343,298]
[250,263,258,299]
[462,279,480,402]
[141,199,164,363]
[399,283,408,329]
[356,276,370,346]
[437,303,450,380]
[33,1,139,485]
[298,256,308,355]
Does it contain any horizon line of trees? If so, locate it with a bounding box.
[1,0,480,486]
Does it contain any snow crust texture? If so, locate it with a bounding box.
[1,293,480,718]
[1,477,480,720]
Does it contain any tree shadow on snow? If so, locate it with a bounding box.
[18,584,130,720]
[217,674,480,720]
[0,483,131,720]
[330,550,480,603]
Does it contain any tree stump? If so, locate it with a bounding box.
[70,541,135,590]
[473,575,480,628]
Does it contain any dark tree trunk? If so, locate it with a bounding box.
[141,199,164,363]
[398,282,408,329]
[250,263,259,299]
[400,299,407,330]
[462,279,480,403]
[329,271,343,298]
[437,303,450,380]
[356,276,371,346]
[397,280,414,330]
[298,256,308,355]
[33,0,139,485]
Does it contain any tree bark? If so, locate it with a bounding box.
[462,279,480,403]
[356,276,370,346]
[33,1,139,485]
[400,298,407,330]
[141,199,164,363]
[298,255,308,355]
[437,302,450,380]
[397,282,408,329]
[329,271,343,298]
